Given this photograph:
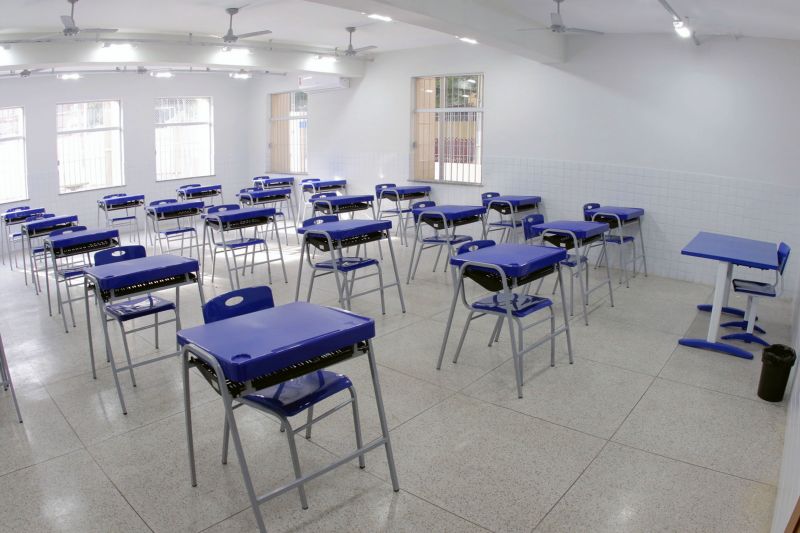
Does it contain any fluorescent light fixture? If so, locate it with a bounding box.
[367,13,392,22]
[457,36,478,45]
[102,42,133,50]
[315,54,337,63]
[229,69,252,79]
[57,72,82,80]
[150,71,174,78]
[222,46,251,55]
[673,19,692,38]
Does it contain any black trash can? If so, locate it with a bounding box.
[757,344,796,402]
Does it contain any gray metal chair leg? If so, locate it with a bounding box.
[349,388,366,469]
[282,419,309,510]
[304,406,314,440]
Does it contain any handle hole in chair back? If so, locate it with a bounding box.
[95,245,146,266]
[150,199,177,206]
[49,225,87,237]
[303,215,339,227]
[202,286,275,323]
[207,204,239,214]
[522,215,545,241]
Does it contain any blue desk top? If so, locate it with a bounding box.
[147,201,205,215]
[177,302,375,383]
[584,205,644,221]
[46,228,119,250]
[381,185,431,196]
[312,194,374,206]
[206,206,277,224]
[177,184,222,194]
[254,176,295,185]
[298,219,392,239]
[239,188,292,199]
[21,215,79,234]
[482,195,542,208]
[682,232,778,270]
[412,205,487,221]
[98,194,145,207]
[2,207,46,222]
[528,220,609,240]
[302,179,347,190]
[450,244,566,278]
[84,255,200,291]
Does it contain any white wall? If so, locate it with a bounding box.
[252,35,799,295]
[0,73,253,226]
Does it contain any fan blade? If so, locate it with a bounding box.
[565,27,604,35]
[550,12,563,28]
[352,45,377,53]
[236,29,272,39]
[81,28,119,34]
[61,15,77,29]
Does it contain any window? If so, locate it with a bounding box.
[56,100,124,194]
[155,97,214,181]
[0,107,28,203]
[413,74,483,184]
[269,91,308,174]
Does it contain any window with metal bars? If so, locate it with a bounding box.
[155,97,214,182]
[0,107,28,203]
[56,100,124,194]
[413,74,483,184]
[269,91,308,174]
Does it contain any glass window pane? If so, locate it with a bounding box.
[155,97,211,125]
[57,101,120,132]
[0,137,28,203]
[155,97,214,181]
[0,107,23,139]
[269,91,308,173]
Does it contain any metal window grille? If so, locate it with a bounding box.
[155,97,214,182]
[0,107,28,203]
[269,91,308,174]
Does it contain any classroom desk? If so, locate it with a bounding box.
[43,228,120,328]
[253,176,295,189]
[20,215,80,291]
[311,194,376,218]
[83,254,204,412]
[178,301,399,533]
[146,201,205,256]
[202,206,287,287]
[177,184,223,204]
[439,243,571,397]
[96,194,145,224]
[678,232,778,359]
[1,207,46,269]
[527,220,614,325]
[407,204,487,283]
[238,188,297,244]
[482,195,542,243]
[584,205,648,277]
[296,219,405,313]
[376,185,432,246]
[299,180,348,222]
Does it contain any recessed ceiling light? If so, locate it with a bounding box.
[57,72,82,80]
[673,19,692,38]
[222,46,251,55]
[315,55,338,63]
[457,36,478,45]
[367,13,392,22]
[229,69,252,79]
[150,71,174,78]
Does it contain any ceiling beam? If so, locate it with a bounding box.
[308,0,565,63]
[0,37,367,77]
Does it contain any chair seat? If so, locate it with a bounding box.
[215,238,265,250]
[58,268,85,279]
[105,295,176,321]
[314,257,378,272]
[110,215,137,223]
[562,254,588,268]
[161,228,197,237]
[422,235,472,245]
[472,293,552,318]
[732,279,777,297]
[605,235,635,244]
[244,370,353,418]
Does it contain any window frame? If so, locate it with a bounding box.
[0,105,29,204]
[154,96,215,182]
[55,98,125,195]
[268,91,309,175]
[410,73,485,186]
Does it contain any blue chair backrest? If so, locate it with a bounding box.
[239,187,259,194]
[481,192,500,200]
[253,175,269,181]
[26,213,55,222]
[150,199,177,206]
[8,205,30,212]
[411,200,436,210]
[178,184,201,189]
[303,215,339,227]
[103,193,126,199]
[207,204,239,214]
[301,178,320,183]
[49,225,87,237]
[375,183,397,196]
[583,203,601,221]
[310,192,338,200]
[203,286,275,324]
[778,242,791,275]
[457,240,495,255]
[522,214,545,241]
[95,245,146,266]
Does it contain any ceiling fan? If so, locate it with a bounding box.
[51,0,118,37]
[337,26,376,56]
[216,7,272,44]
[518,0,603,35]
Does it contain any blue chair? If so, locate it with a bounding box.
[147,198,201,257]
[375,183,407,244]
[584,203,639,287]
[18,213,56,290]
[721,243,791,346]
[94,245,179,387]
[408,200,473,281]
[203,204,269,288]
[446,240,573,398]
[482,192,519,242]
[100,193,141,244]
[202,286,365,510]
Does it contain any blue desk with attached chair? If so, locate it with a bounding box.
[2,206,45,269]
[20,214,80,292]
[178,300,399,533]
[96,194,144,243]
[311,193,376,219]
[481,193,542,243]
[438,242,573,398]
[296,217,405,313]
[176,184,224,206]
[299,179,348,222]
[238,187,296,243]
[146,200,204,257]
[583,204,647,287]
[375,184,432,245]
[679,232,786,359]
